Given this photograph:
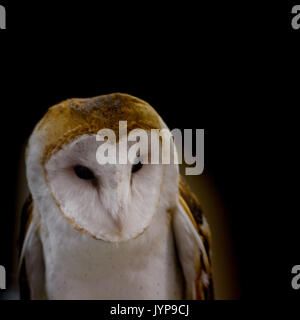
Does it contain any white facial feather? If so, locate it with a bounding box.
[44,133,169,242]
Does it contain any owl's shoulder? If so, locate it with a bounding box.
[18,194,33,299]
[179,176,204,226]
[19,194,33,251]
[178,176,214,299]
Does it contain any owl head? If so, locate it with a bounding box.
[26,93,179,242]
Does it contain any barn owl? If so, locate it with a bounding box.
[18,93,213,300]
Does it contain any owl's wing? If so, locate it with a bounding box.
[173,176,214,300]
[18,194,46,300]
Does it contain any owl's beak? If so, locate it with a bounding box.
[99,171,130,234]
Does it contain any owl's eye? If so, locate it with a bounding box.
[132,160,143,173]
[74,165,95,180]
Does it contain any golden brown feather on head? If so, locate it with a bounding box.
[33,93,164,165]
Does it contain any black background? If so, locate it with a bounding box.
[0,0,298,307]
